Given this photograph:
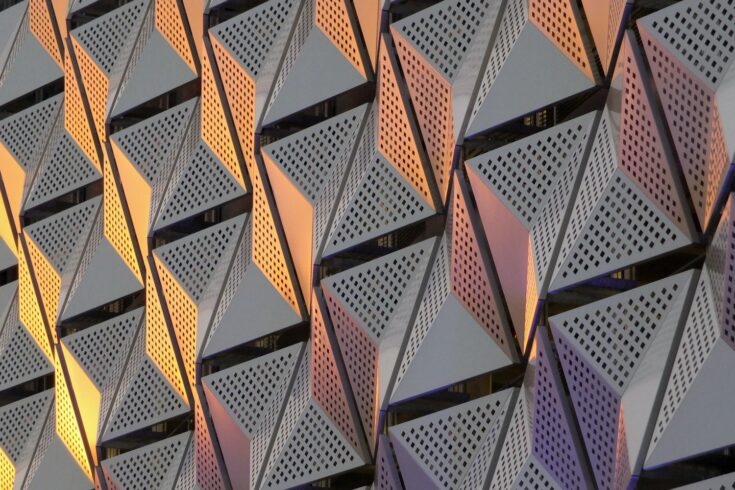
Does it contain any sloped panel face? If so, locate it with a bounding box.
[2,0,735,488]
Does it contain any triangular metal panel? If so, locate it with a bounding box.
[467,23,594,136]
[263,27,366,125]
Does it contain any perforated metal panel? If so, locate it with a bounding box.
[0,0,734,488]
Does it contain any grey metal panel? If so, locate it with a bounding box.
[24,437,93,490]
[111,30,197,118]
[467,24,593,136]
[60,238,142,321]
[263,28,366,125]
[390,292,512,405]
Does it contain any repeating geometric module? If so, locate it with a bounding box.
[0,0,733,489]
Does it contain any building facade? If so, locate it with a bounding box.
[0,0,733,488]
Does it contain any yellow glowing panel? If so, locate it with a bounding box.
[18,249,52,360]
[29,0,62,66]
[145,268,188,399]
[202,45,247,186]
[315,0,365,76]
[154,259,197,389]
[55,356,93,482]
[64,50,100,171]
[103,155,143,282]
[60,343,101,463]
[0,449,13,489]
[155,0,196,70]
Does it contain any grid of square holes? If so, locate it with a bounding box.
[18,250,51,360]
[158,142,243,228]
[311,299,360,450]
[211,38,254,180]
[552,276,685,391]
[392,391,510,489]
[0,390,50,462]
[472,0,527,120]
[209,0,297,78]
[105,432,188,490]
[555,335,620,490]
[268,0,313,116]
[145,267,187,399]
[490,392,532,490]
[114,100,194,187]
[265,105,362,202]
[647,0,735,88]
[194,398,226,490]
[25,197,99,273]
[323,240,430,340]
[328,156,431,251]
[156,216,242,302]
[72,0,147,75]
[55,355,91,479]
[394,33,454,198]
[375,435,401,490]
[514,458,559,489]
[264,403,358,489]
[393,0,495,81]
[72,41,110,145]
[469,117,588,228]
[651,270,720,448]
[531,117,592,286]
[552,113,617,283]
[152,278,196,388]
[557,172,686,287]
[155,0,194,68]
[106,356,186,439]
[707,198,734,345]
[395,237,449,387]
[27,131,100,208]
[63,309,142,388]
[0,94,61,171]
[316,0,363,73]
[323,292,378,442]
[204,343,300,437]
[0,323,51,391]
[643,36,727,225]
[29,0,61,65]
[463,391,512,490]
[251,169,300,313]
[377,46,433,205]
[532,338,587,490]
[262,347,311,484]
[619,44,684,226]
[201,46,243,183]
[529,0,589,76]
[451,179,509,352]
[64,50,99,170]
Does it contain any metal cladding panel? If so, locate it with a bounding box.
[0,0,733,488]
